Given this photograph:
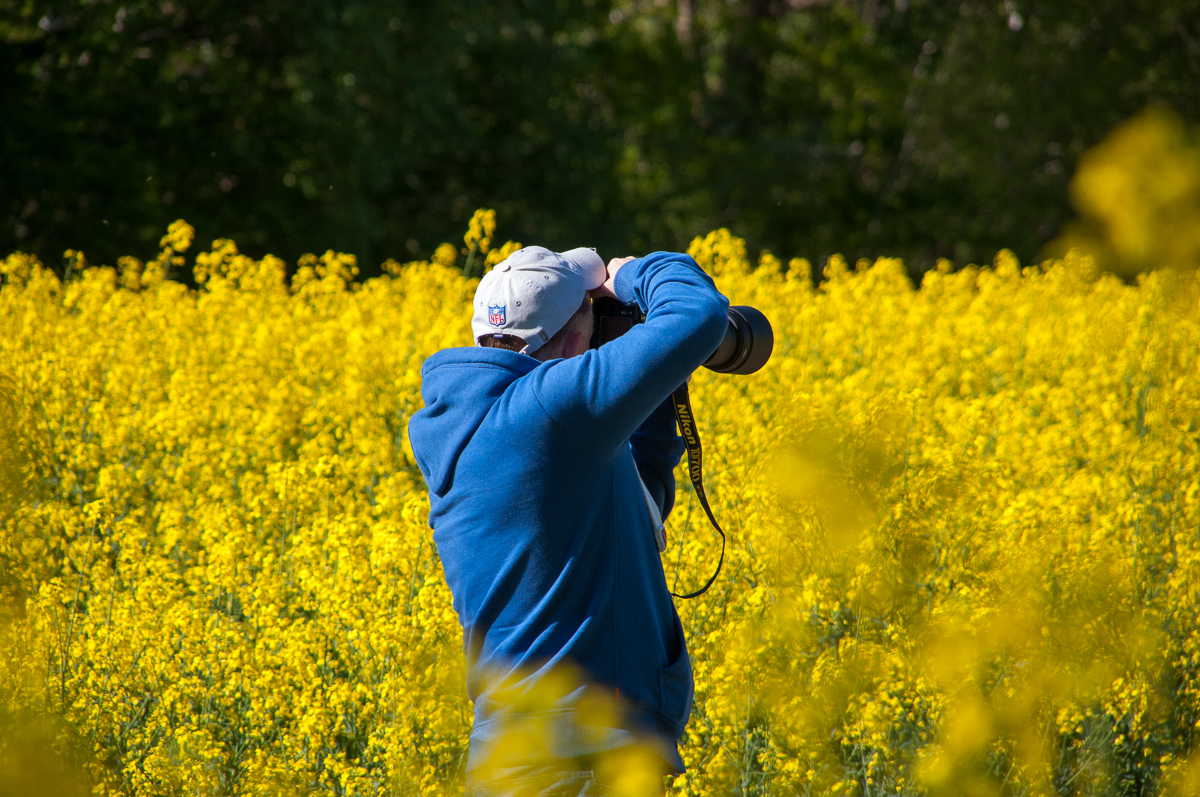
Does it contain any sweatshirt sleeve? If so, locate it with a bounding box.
[529,251,729,460]
[630,395,686,521]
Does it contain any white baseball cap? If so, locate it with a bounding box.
[472,246,607,353]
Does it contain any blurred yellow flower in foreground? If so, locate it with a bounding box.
[1054,105,1200,276]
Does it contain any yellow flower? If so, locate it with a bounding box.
[2,195,1199,795]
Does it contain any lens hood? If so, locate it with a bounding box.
[703,306,774,375]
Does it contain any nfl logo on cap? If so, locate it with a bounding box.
[488,304,506,327]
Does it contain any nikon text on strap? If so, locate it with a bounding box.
[669,382,725,599]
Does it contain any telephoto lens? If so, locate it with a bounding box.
[591,299,773,375]
[702,306,773,375]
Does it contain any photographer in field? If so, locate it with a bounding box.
[407,246,729,796]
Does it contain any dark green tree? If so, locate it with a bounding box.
[1,1,626,273]
[3,0,1198,277]
[598,0,1200,271]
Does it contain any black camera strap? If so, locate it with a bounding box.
[669,382,725,599]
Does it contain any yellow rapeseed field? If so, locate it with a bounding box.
[3,112,1200,796]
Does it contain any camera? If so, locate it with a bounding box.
[590,298,773,375]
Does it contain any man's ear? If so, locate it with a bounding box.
[563,330,587,358]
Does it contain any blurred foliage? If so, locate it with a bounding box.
[2,0,1198,276]
[1051,106,1200,278]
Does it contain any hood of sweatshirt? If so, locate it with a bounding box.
[409,346,538,498]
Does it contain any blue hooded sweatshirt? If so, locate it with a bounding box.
[407,252,729,774]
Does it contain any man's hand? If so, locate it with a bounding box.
[588,256,636,300]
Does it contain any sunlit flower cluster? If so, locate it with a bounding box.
[672,234,1200,797]
[2,205,1200,795]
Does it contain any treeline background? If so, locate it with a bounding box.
[3,0,1198,279]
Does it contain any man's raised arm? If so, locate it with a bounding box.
[528,251,728,459]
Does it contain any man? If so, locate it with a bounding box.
[407,245,729,795]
